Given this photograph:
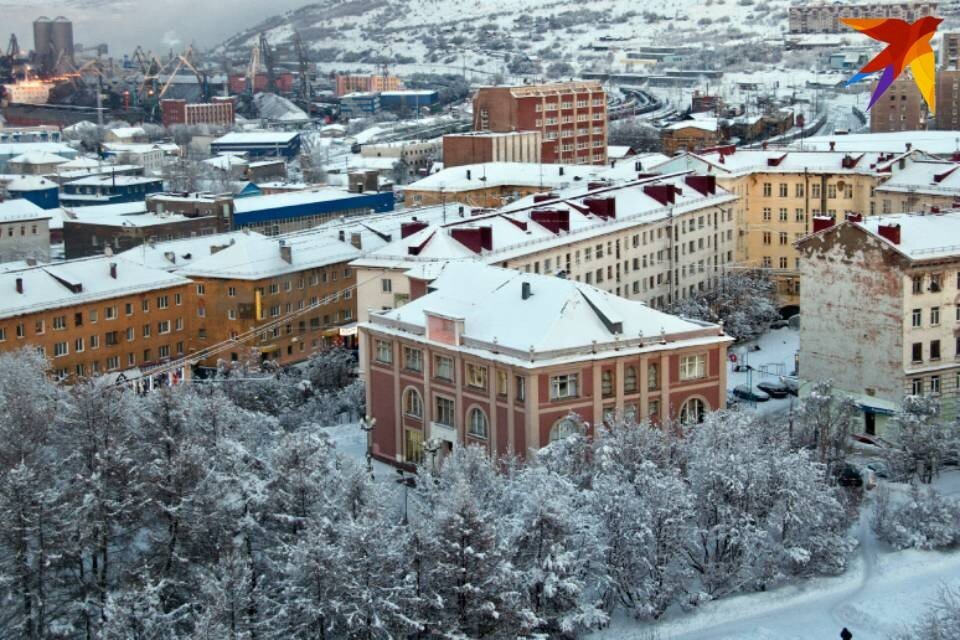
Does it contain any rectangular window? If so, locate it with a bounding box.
[105,331,118,346]
[196,284,205,295]
[381,279,392,293]
[913,276,924,294]
[679,354,707,380]
[496,370,508,396]
[912,308,922,327]
[54,341,68,357]
[434,355,453,381]
[106,356,120,371]
[74,337,84,352]
[931,375,941,395]
[912,377,923,395]
[466,363,487,389]
[550,374,579,400]
[52,315,66,330]
[228,286,237,297]
[931,307,940,326]
[157,296,169,309]
[158,320,171,335]
[912,342,923,362]
[435,396,455,427]
[403,346,422,371]
[931,339,941,360]
[90,334,99,349]
[516,375,526,401]
[375,340,392,363]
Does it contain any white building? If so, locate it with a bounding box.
[797,212,960,435]
[0,199,52,262]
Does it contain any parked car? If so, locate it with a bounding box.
[757,379,790,399]
[782,378,800,396]
[864,460,890,479]
[733,385,771,402]
[835,463,877,489]
[770,319,789,329]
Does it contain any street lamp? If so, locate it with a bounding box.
[395,467,416,525]
[359,415,377,480]
[423,437,442,480]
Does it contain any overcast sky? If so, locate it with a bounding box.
[2,0,309,55]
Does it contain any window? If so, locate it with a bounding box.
[496,370,508,396]
[53,341,68,357]
[466,363,487,389]
[126,327,135,341]
[779,183,788,197]
[74,337,84,352]
[931,307,940,326]
[228,286,237,297]
[912,276,924,294]
[679,354,706,380]
[931,339,941,361]
[468,408,488,439]
[52,315,66,330]
[516,375,526,401]
[90,335,99,349]
[931,375,941,395]
[434,355,453,381]
[0,328,5,342]
[550,374,579,400]
[158,320,171,335]
[624,365,637,393]
[435,396,455,427]
[196,284,205,295]
[381,279,392,293]
[375,339,392,363]
[912,342,923,362]
[403,346,422,371]
[403,388,423,418]
[228,309,236,320]
[106,355,120,371]
[157,295,169,309]
[105,331,119,346]
[141,300,148,313]
[549,417,578,443]
[679,397,707,424]
[912,377,923,395]
[105,306,117,320]
[762,182,772,197]
[912,308,922,327]
[648,362,660,390]
[158,345,170,359]
[601,370,613,397]
[930,274,942,292]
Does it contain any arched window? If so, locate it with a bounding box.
[549,417,579,443]
[468,407,488,439]
[403,388,423,419]
[624,366,638,393]
[679,397,708,424]
[601,370,614,397]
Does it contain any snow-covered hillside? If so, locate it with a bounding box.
[219,0,796,78]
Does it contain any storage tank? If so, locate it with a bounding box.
[50,17,74,69]
[32,17,52,73]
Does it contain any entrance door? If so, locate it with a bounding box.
[864,411,876,436]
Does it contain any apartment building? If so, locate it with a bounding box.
[0,199,51,263]
[360,140,440,183]
[471,81,607,165]
[334,73,404,97]
[873,158,960,213]
[942,32,960,70]
[354,172,738,324]
[360,262,731,466]
[798,213,960,435]
[0,256,191,381]
[178,230,362,368]
[657,147,910,310]
[870,73,927,133]
[934,69,960,130]
[788,2,938,34]
[442,131,543,168]
[160,98,236,128]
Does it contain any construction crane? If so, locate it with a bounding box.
[246,42,261,96]
[258,32,276,93]
[6,34,19,59]
[293,30,311,106]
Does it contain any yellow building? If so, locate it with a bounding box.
[656,148,922,311]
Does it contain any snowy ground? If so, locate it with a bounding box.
[727,326,800,417]
[592,470,960,640]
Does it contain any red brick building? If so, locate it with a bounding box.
[334,73,404,97]
[471,81,608,166]
[161,98,236,128]
[360,263,730,466]
[227,73,295,95]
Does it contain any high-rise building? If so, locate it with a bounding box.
[788,2,938,34]
[941,32,960,70]
[870,73,927,132]
[471,81,608,165]
[161,98,236,127]
[934,69,960,130]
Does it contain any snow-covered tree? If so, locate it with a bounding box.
[891,395,959,484]
[873,483,960,550]
[791,380,857,474]
[893,584,960,639]
[668,269,780,341]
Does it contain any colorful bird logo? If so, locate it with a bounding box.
[842,16,942,114]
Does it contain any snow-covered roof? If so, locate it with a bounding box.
[213,131,300,145]
[66,174,161,187]
[7,151,69,165]
[57,156,107,170]
[311,202,473,252]
[875,160,960,196]
[203,154,249,171]
[666,148,917,176]
[405,162,613,192]
[0,199,52,224]
[0,142,75,157]
[356,172,736,268]
[181,229,361,280]
[0,256,190,319]
[118,231,263,272]
[102,142,179,155]
[0,174,58,191]
[855,212,960,262]
[233,188,368,213]
[790,131,960,155]
[367,262,729,367]
[664,118,718,132]
[107,126,146,139]
[606,145,633,159]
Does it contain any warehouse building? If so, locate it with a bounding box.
[231,189,395,236]
[210,132,302,160]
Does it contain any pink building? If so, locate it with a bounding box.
[359,262,731,466]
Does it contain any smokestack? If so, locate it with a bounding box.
[109,262,117,279]
[466,169,472,180]
[878,223,901,245]
[15,278,22,294]
[829,141,836,151]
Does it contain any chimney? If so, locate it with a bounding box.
[25,257,37,266]
[350,232,362,249]
[279,240,292,263]
[878,223,901,245]
[164,251,176,263]
[829,140,836,151]
[466,169,472,180]
[109,262,117,279]
[812,216,835,233]
[521,281,532,300]
[584,196,616,219]
[906,142,912,151]
[559,166,565,176]
[684,174,716,195]
[338,230,345,241]
[15,277,22,294]
[401,220,429,238]
[846,212,863,223]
